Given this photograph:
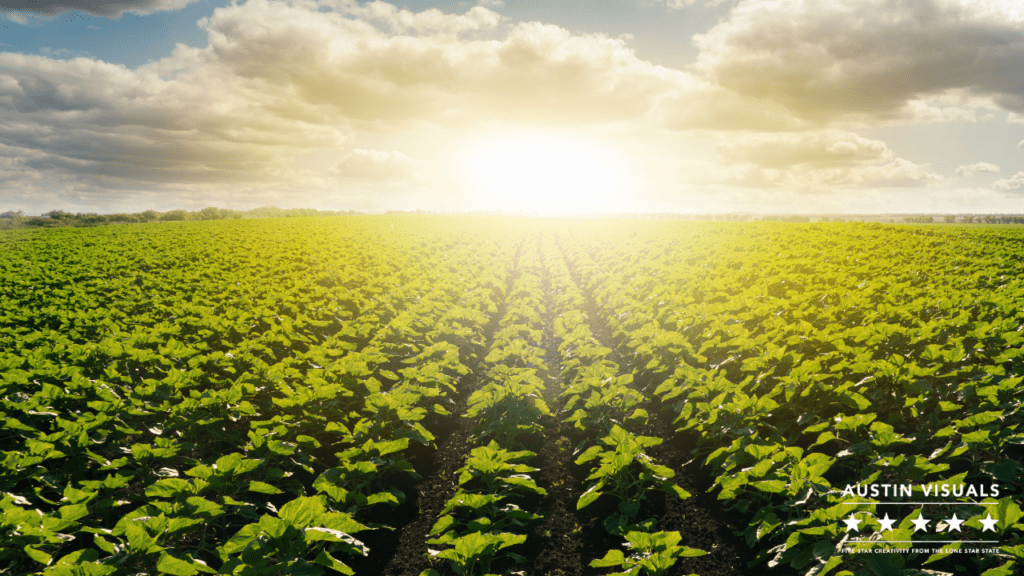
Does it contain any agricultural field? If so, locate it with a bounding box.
[1,216,1023,576]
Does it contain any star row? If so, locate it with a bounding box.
[844,513,1000,533]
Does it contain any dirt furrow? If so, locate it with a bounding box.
[553,231,767,576]
[361,240,525,576]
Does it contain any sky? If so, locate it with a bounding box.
[3,0,1024,215]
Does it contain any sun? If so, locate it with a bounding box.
[461,130,630,214]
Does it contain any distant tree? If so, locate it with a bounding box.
[80,213,108,225]
[161,210,188,221]
[251,206,284,218]
[944,215,956,223]
[197,207,226,220]
[139,210,160,222]
[963,215,974,223]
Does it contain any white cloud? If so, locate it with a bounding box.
[993,171,1024,190]
[0,0,694,202]
[0,0,200,18]
[716,131,891,167]
[329,149,425,180]
[205,0,688,127]
[705,130,941,189]
[0,49,351,189]
[693,0,1024,125]
[955,162,1000,176]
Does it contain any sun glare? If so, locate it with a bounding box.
[461,130,630,214]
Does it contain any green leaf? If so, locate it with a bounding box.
[574,445,602,465]
[313,550,355,575]
[146,478,194,498]
[24,546,52,565]
[268,440,297,455]
[215,453,243,475]
[279,496,326,528]
[248,481,284,494]
[221,523,261,555]
[54,549,100,566]
[578,485,602,510]
[185,497,223,517]
[751,480,787,493]
[93,534,119,555]
[590,549,625,568]
[430,515,456,536]
[811,432,837,447]
[980,561,1016,576]
[58,502,90,524]
[156,552,216,575]
[371,439,408,456]
[994,498,1023,533]
[124,520,161,555]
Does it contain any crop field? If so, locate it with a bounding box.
[2,216,1023,576]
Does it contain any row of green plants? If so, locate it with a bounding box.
[558,221,1024,576]
[0,219,515,575]
[541,237,707,576]
[424,242,551,575]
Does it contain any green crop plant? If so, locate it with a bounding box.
[590,531,706,576]
[466,367,550,447]
[576,426,690,534]
[426,532,526,576]
[428,441,546,544]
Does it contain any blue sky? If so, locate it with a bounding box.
[3,0,1024,214]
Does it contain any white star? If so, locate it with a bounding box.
[844,514,862,532]
[911,513,930,533]
[979,513,999,532]
[877,513,897,532]
[945,513,965,532]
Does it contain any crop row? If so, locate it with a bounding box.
[541,235,707,575]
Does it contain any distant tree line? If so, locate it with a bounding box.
[904,215,1023,224]
[0,207,359,229]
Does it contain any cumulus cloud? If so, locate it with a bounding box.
[0,49,351,189]
[716,131,891,167]
[659,82,810,131]
[329,149,425,180]
[706,130,941,188]
[197,0,684,129]
[0,0,694,196]
[994,171,1024,190]
[692,0,1024,124]
[955,162,1000,177]
[0,0,199,18]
